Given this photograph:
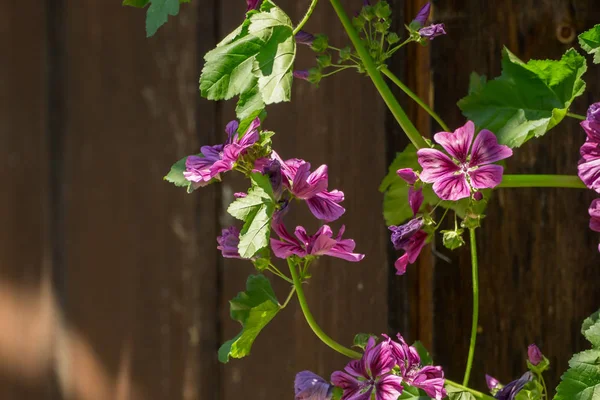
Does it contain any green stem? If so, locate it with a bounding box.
[385,38,412,57]
[380,67,450,132]
[446,380,495,400]
[463,228,479,387]
[287,259,361,359]
[280,287,296,309]
[322,65,356,78]
[566,112,586,121]
[499,174,586,189]
[293,0,319,35]
[328,0,428,149]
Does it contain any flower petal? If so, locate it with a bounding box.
[410,366,446,400]
[375,375,404,400]
[582,120,600,142]
[295,371,333,400]
[433,121,475,163]
[331,371,371,400]
[406,230,427,264]
[293,163,328,199]
[409,187,424,215]
[469,129,513,166]
[468,164,504,190]
[270,238,306,259]
[590,199,600,232]
[397,168,418,185]
[417,148,460,183]
[394,254,409,275]
[363,342,394,378]
[579,157,600,193]
[306,191,346,222]
[431,173,470,201]
[225,120,239,142]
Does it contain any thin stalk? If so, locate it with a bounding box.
[328,0,428,149]
[385,38,412,57]
[566,112,586,121]
[446,380,495,400]
[463,228,479,387]
[322,65,357,78]
[380,67,450,132]
[267,263,293,284]
[287,259,361,359]
[280,287,296,309]
[293,0,319,35]
[499,174,586,189]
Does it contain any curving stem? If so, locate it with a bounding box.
[293,0,319,35]
[463,228,480,386]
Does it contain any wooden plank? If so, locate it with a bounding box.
[217,1,391,398]
[432,0,600,392]
[62,2,219,399]
[0,1,56,398]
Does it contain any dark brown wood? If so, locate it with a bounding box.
[62,1,219,399]
[432,0,600,393]
[218,1,391,399]
[0,1,56,398]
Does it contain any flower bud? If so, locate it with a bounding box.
[485,374,501,392]
[588,102,600,124]
[441,229,465,250]
[311,34,329,53]
[246,0,260,11]
[412,2,430,27]
[527,344,543,366]
[339,46,352,61]
[473,191,483,201]
[397,168,418,185]
[418,23,446,40]
[295,30,315,46]
[217,227,241,259]
[387,32,400,45]
[375,1,392,19]
[317,53,332,68]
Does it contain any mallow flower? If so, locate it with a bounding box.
[389,218,427,275]
[295,31,315,46]
[589,199,600,252]
[411,2,431,27]
[486,374,501,394]
[418,24,446,39]
[578,104,600,192]
[397,168,424,215]
[184,118,260,186]
[417,121,512,201]
[331,337,404,400]
[527,344,543,366]
[270,211,364,262]
[382,334,446,400]
[493,372,533,400]
[247,0,260,11]
[410,2,446,40]
[295,371,333,400]
[217,226,241,259]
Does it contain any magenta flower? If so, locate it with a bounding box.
[578,117,600,193]
[271,213,364,262]
[389,219,427,275]
[331,337,403,400]
[588,102,600,123]
[295,371,333,400]
[527,344,543,366]
[270,151,345,222]
[589,199,600,252]
[397,168,418,185]
[494,372,533,400]
[217,226,241,259]
[417,121,512,201]
[382,334,446,400]
[418,24,446,39]
[184,119,260,185]
[246,0,260,11]
[486,374,501,392]
[294,70,310,80]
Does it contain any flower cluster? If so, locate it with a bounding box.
[295,334,445,400]
[578,103,600,252]
[409,2,446,40]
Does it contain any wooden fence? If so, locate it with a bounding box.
[0,0,599,398]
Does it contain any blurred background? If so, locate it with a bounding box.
[2,0,600,399]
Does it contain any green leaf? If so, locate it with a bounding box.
[164,156,189,187]
[458,48,587,148]
[236,77,266,133]
[379,145,486,226]
[249,2,296,104]
[145,0,180,37]
[398,384,432,399]
[514,381,543,400]
[555,349,600,400]
[218,275,280,363]
[468,72,487,95]
[579,24,600,64]
[582,309,600,349]
[412,341,433,366]
[353,333,378,350]
[227,173,275,258]
[445,386,476,400]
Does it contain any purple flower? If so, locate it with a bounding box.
[494,372,533,400]
[271,216,364,262]
[418,24,446,39]
[247,0,260,11]
[272,152,345,222]
[397,168,418,185]
[588,102,600,123]
[589,199,600,252]
[331,337,403,400]
[578,117,600,193]
[389,219,427,275]
[486,375,501,392]
[412,2,431,26]
[408,187,424,215]
[295,30,315,46]
[184,118,260,185]
[294,70,310,80]
[382,334,446,400]
[217,226,241,259]
[295,371,333,400]
[527,344,543,366]
[417,121,513,201]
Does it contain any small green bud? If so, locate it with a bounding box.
[353,333,378,350]
[338,46,352,61]
[311,34,329,53]
[361,5,376,21]
[352,15,366,30]
[461,213,484,229]
[375,1,392,19]
[441,229,465,250]
[307,67,322,85]
[387,32,400,45]
[317,53,332,68]
[252,257,270,271]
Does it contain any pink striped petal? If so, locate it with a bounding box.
[417,148,460,183]
[432,173,470,201]
[469,129,513,166]
[469,164,504,190]
[433,121,475,163]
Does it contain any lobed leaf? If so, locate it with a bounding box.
[145,0,180,37]
[554,349,600,400]
[444,386,475,400]
[579,25,600,64]
[218,275,280,363]
[458,48,587,148]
